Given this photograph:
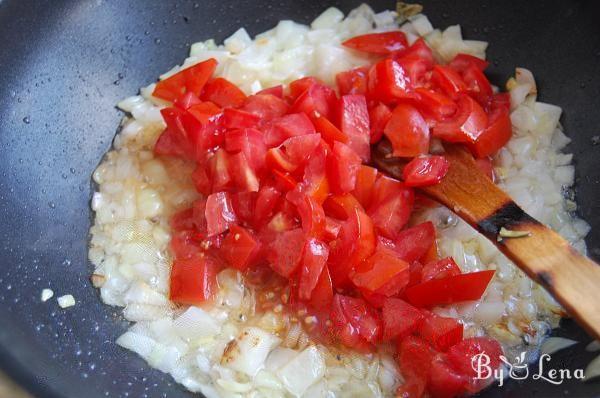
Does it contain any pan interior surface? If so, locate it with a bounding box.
[0,0,599,397]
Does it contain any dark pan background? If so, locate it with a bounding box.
[0,0,599,397]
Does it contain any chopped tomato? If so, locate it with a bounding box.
[228,151,260,192]
[343,31,408,55]
[431,65,467,98]
[220,225,260,270]
[241,93,289,120]
[311,112,348,146]
[207,148,232,192]
[368,102,392,144]
[267,228,305,278]
[298,238,329,300]
[266,147,297,173]
[448,53,489,73]
[291,83,337,120]
[432,94,488,143]
[396,38,434,67]
[153,58,217,102]
[367,177,414,239]
[469,107,512,157]
[191,164,211,195]
[396,336,438,398]
[392,221,436,263]
[231,191,257,224]
[327,141,362,194]
[418,314,464,351]
[384,104,430,157]
[336,67,369,95]
[170,230,203,260]
[201,77,247,108]
[352,245,410,296]
[253,186,281,228]
[402,155,450,187]
[257,84,284,98]
[336,94,371,161]
[381,298,424,341]
[170,208,195,231]
[330,294,382,347]
[266,113,316,147]
[352,165,378,208]
[309,265,334,309]
[222,108,260,129]
[447,337,503,379]
[421,257,461,282]
[323,216,343,241]
[462,64,493,106]
[224,128,267,171]
[405,270,496,307]
[414,88,458,120]
[205,192,237,236]
[170,255,219,305]
[295,194,326,239]
[368,58,412,104]
[282,133,321,165]
[428,354,469,397]
[289,76,322,99]
[323,193,363,220]
[173,91,202,110]
[272,169,297,191]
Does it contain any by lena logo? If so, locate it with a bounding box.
[472,351,585,387]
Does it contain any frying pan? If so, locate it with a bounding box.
[0,0,599,397]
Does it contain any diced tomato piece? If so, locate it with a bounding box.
[448,53,489,73]
[489,92,511,113]
[351,245,410,296]
[191,164,211,195]
[384,104,430,157]
[207,148,232,192]
[462,64,493,106]
[368,177,414,239]
[396,38,434,67]
[170,208,195,231]
[192,199,208,233]
[311,112,348,146]
[170,230,203,259]
[187,101,222,124]
[414,88,458,120]
[352,165,378,209]
[432,94,488,143]
[323,193,363,219]
[368,102,392,144]
[201,77,247,108]
[272,169,297,191]
[265,113,316,147]
[447,337,503,379]
[396,336,438,398]
[309,266,333,309]
[323,216,343,241]
[205,192,237,236]
[292,142,330,204]
[330,294,382,347]
[266,210,298,233]
[336,67,369,96]
[267,228,305,278]
[231,191,256,225]
[291,83,337,120]
[298,238,329,300]
[422,257,461,283]
[253,186,281,228]
[174,91,203,110]
[153,58,217,102]
[294,194,326,239]
[343,31,408,55]
[397,55,432,88]
[431,65,467,98]
[282,134,321,165]
[368,58,413,104]
[428,354,469,398]
[266,147,297,173]
[220,225,260,271]
[408,260,424,288]
[469,107,512,157]
[391,221,436,263]
[381,298,425,341]
[336,95,371,161]
[405,270,495,307]
[222,108,260,129]
[475,157,495,181]
[327,141,362,194]
[154,107,190,158]
[418,314,463,351]
[289,77,322,100]
[228,151,260,192]
[402,155,450,187]
[242,93,289,120]
[170,255,219,305]
[328,208,375,287]
[257,84,284,98]
[224,128,267,171]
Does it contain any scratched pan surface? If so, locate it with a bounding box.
[0,0,599,397]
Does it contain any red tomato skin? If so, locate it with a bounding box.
[295,194,326,239]
[336,94,371,162]
[405,270,496,307]
[418,314,464,351]
[336,67,369,95]
[448,53,489,73]
[311,112,348,146]
[384,104,430,157]
[432,94,488,143]
[428,355,469,398]
[153,58,218,101]
[368,59,413,104]
[267,228,305,278]
[174,91,203,110]
[352,165,378,209]
[241,93,289,120]
[266,113,316,147]
[431,65,467,98]
[170,208,195,231]
[327,141,362,194]
[253,186,281,228]
[257,84,284,98]
[368,102,392,144]
[229,152,260,192]
[289,77,322,100]
[309,265,334,309]
[298,238,329,300]
[397,336,438,397]
[220,225,260,270]
[323,193,364,220]
[367,179,414,239]
[381,297,425,341]
[291,83,337,120]
[224,128,267,172]
[391,221,436,263]
[170,230,203,260]
[395,38,434,66]
[169,255,219,305]
[447,337,503,379]
[222,108,260,129]
[331,294,382,346]
[207,149,232,192]
[205,192,237,236]
[421,257,461,283]
[201,77,247,108]
[402,155,450,187]
[469,109,512,157]
[414,88,458,121]
[282,134,321,166]
[191,164,211,196]
[352,245,410,296]
[343,31,408,55]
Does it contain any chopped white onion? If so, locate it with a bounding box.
[540,337,578,355]
[276,346,326,396]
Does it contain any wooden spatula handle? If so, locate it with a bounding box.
[373,143,600,340]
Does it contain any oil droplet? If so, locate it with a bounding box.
[154,38,161,44]
[48,202,55,209]
[70,167,76,174]
[23,116,30,124]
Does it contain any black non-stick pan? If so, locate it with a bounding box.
[1,0,599,397]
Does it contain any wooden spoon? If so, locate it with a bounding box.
[372,139,600,340]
